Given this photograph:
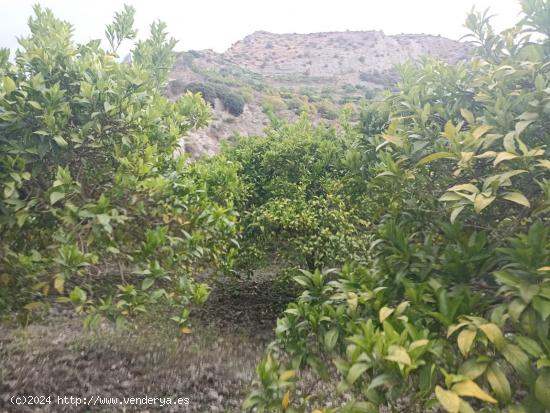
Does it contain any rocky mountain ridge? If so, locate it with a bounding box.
[168,30,470,155]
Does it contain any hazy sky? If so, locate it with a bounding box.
[1,0,523,55]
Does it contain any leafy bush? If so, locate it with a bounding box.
[223,115,369,272]
[316,98,339,120]
[0,6,240,326]
[183,82,245,116]
[244,2,550,412]
[262,94,287,112]
[168,78,186,96]
[218,85,246,116]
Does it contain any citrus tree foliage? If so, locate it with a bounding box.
[245,1,550,411]
[224,114,370,273]
[0,6,240,326]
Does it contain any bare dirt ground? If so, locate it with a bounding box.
[0,276,294,412]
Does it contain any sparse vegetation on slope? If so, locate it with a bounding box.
[1,2,549,413]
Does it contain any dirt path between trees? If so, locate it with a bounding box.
[0,276,294,412]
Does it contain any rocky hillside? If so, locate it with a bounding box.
[168,31,470,155]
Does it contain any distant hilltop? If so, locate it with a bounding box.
[225,30,468,78]
[168,30,471,155]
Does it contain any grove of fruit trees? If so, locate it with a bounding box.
[0,1,549,412]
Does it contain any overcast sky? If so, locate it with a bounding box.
[1,0,523,55]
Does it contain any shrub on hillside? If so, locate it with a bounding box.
[316,98,339,120]
[183,82,245,116]
[262,94,287,112]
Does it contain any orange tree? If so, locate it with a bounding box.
[0,6,240,327]
[243,1,550,411]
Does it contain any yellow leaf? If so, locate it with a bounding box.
[494,152,517,166]
[474,194,495,213]
[281,390,290,410]
[383,134,403,147]
[475,151,497,159]
[180,327,192,334]
[385,346,411,366]
[457,329,476,357]
[444,120,456,138]
[472,125,492,139]
[515,119,534,136]
[537,266,550,272]
[460,152,474,163]
[54,274,65,294]
[478,323,504,350]
[279,370,295,381]
[409,339,429,351]
[452,380,497,404]
[435,386,461,413]
[379,306,394,323]
[448,183,479,194]
[502,192,530,208]
[460,108,475,124]
[393,301,409,317]
[450,206,465,224]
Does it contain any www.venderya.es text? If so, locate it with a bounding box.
[9,395,190,407]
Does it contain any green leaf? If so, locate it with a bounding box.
[3,76,15,94]
[493,271,521,287]
[435,386,460,413]
[535,369,550,408]
[104,101,115,112]
[97,213,110,226]
[53,135,68,147]
[69,286,87,303]
[346,362,368,386]
[516,336,543,357]
[324,328,339,351]
[28,100,42,110]
[532,296,550,320]
[502,192,530,208]
[367,373,395,390]
[417,152,456,166]
[486,361,511,403]
[501,343,535,384]
[141,278,154,290]
[49,191,65,205]
[458,359,488,380]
